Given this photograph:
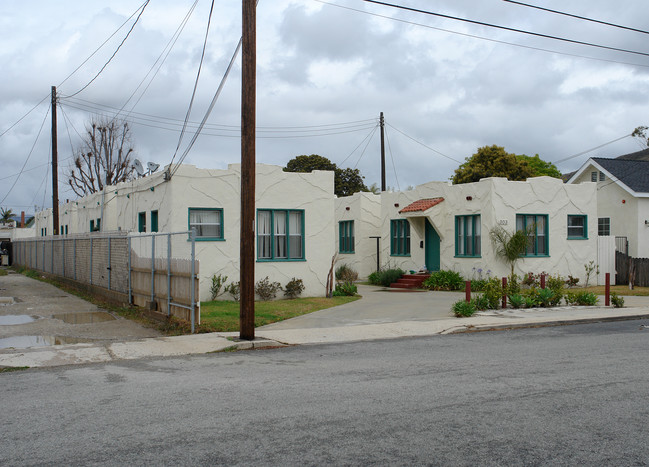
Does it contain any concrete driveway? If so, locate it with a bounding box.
[258,284,463,330]
[0,269,160,350]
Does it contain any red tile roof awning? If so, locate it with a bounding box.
[399,197,444,214]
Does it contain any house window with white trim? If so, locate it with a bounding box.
[598,217,610,236]
[188,208,223,240]
[257,209,304,260]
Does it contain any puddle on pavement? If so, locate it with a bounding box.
[0,315,38,325]
[51,312,116,324]
[0,335,95,349]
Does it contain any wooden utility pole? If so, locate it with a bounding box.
[380,112,386,192]
[51,86,60,236]
[240,0,256,340]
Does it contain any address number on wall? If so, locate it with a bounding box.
[498,219,508,225]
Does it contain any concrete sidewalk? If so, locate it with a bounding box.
[2,281,649,369]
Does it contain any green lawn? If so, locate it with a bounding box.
[580,285,649,296]
[199,296,360,332]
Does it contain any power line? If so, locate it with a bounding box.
[339,122,380,167]
[65,0,151,98]
[554,134,632,165]
[171,0,216,167]
[316,1,649,69]
[0,107,51,205]
[502,1,649,36]
[358,0,649,58]
[384,126,400,191]
[386,123,461,163]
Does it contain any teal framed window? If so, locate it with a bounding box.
[151,210,159,233]
[90,219,100,232]
[188,208,223,240]
[455,215,481,257]
[339,221,355,254]
[257,209,304,261]
[138,212,146,233]
[567,215,587,239]
[516,214,549,256]
[390,219,410,256]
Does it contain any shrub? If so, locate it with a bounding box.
[452,300,476,317]
[255,276,282,301]
[508,294,525,309]
[335,264,359,283]
[422,270,464,291]
[368,271,381,285]
[522,272,540,288]
[584,260,599,288]
[471,279,488,292]
[375,268,405,287]
[209,273,228,301]
[226,281,240,302]
[283,278,305,299]
[482,277,504,309]
[505,273,521,296]
[565,276,579,288]
[565,291,599,306]
[333,282,357,296]
[537,288,555,307]
[471,294,490,311]
[610,292,625,308]
[523,295,537,308]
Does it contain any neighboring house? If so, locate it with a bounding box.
[567,156,649,258]
[32,163,335,299]
[336,176,598,282]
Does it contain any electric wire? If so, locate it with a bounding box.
[170,0,216,168]
[554,134,632,165]
[338,121,380,167]
[386,123,461,163]
[0,107,50,205]
[352,124,379,169]
[359,0,649,58]
[384,126,401,191]
[316,1,649,69]
[65,0,151,98]
[502,1,649,36]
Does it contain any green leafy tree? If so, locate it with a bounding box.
[632,126,649,147]
[489,225,532,276]
[1,207,13,223]
[452,145,534,184]
[284,154,368,197]
[517,154,562,178]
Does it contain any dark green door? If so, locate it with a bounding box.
[425,219,440,272]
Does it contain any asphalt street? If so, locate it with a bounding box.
[2,320,649,466]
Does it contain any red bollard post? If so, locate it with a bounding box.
[465,281,471,303]
[502,277,507,308]
[605,272,610,306]
[540,273,546,289]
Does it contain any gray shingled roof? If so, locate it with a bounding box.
[592,157,649,193]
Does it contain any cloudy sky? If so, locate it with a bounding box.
[2,0,649,213]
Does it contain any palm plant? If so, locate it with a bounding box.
[0,207,13,223]
[489,225,532,276]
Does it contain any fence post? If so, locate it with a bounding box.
[107,237,112,291]
[502,277,507,309]
[151,234,156,306]
[540,274,546,289]
[42,239,45,272]
[190,229,196,333]
[128,236,132,305]
[73,238,77,281]
[167,234,171,317]
[605,272,610,306]
[62,238,65,278]
[465,281,471,303]
[50,239,53,273]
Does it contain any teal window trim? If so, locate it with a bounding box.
[151,210,159,233]
[455,214,482,258]
[256,209,305,261]
[390,219,411,257]
[567,214,588,240]
[89,220,94,232]
[339,220,355,254]
[516,214,549,257]
[188,207,224,241]
[138,212,146,233]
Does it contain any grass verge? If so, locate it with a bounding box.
[579,285,649,296]
[198,296,360,333]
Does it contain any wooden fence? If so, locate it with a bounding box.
[130,254,200,324]
[615,251,649,287]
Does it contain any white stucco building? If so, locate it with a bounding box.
[336,176,598,282]
[34,163,335,300]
